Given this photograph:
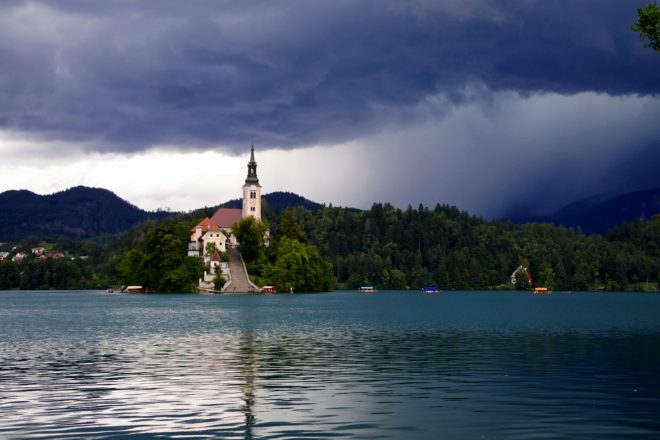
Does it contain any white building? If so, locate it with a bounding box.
[12,252,27,262]
[188,146,263,258]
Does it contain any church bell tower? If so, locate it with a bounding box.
[242,146,262,220]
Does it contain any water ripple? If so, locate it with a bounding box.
[1,290,660,438]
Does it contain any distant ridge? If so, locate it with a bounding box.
[221,191,325,212]
[508,187,660,235]
[7,184,655,243]
[0,186,170,241]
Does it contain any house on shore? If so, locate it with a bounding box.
[12,252,27,262]
[31,246,46,256]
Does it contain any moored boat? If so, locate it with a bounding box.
[531,287,551,294]
[124,285,146,293]
[260,285,277,294]
[358,286,377,293]
[421,285,442,294]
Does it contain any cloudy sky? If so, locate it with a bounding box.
[0,0,658,217]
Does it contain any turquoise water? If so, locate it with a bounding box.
[1,290,659,438]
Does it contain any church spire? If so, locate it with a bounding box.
[242,145,262,220]
[245,145,260,186]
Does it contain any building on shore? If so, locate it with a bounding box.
[188,146,262,258]
[189,147,264,292]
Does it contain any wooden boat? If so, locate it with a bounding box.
[531,287,551,294]
[358,286,377,293]
[421,285,442,294]
[124,285,146,294]
[260,285,277,294]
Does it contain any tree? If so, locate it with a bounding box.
[205,242,219,256]
[119,222,204,292]
[631,3,660,51]
[275,209,308,243]
[213,270,226,291]
[0,260,18,289]
[232,216,268,263]
[554,260,570,290]
[539,267,556,290]
[572,266,590,291]
[264,237,335,292]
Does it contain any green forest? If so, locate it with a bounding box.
[233,213,336,292]
[295,203,659,291]
[1,201,659,292]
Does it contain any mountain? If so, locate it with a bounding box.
[0,186,170,241]
[509,187,660,235]
[221,191,324,212]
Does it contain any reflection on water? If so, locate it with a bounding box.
[1,291,660,438]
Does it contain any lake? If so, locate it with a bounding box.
[1,290,659,439]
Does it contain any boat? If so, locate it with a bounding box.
[422,285,442,294]
[124,285,146,293]
[531,287,551,294]
[358,286,377,293]
[260,285,277,294]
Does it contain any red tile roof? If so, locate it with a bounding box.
[192,217,227,234]
[211,208,243,228]
[206,224,223,232]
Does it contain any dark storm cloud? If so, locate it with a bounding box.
[0,0,658,152]
[352,90,660,216]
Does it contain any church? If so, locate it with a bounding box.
[188,147,262,258]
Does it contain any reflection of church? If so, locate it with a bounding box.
[188,147,262,257]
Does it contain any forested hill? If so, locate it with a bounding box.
[0,186,170,241]
[0,187,340,243]
[1,186,659,292]
[222,191,325,212]
[277,203,660,291]
[1,195,658,291]
[509,187,660,235]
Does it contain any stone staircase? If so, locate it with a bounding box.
[223,247,258,293]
